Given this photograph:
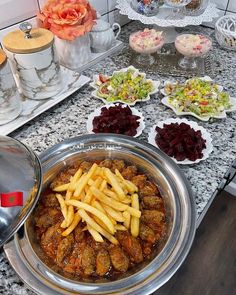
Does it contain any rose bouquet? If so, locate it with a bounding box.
[38,0,97,41]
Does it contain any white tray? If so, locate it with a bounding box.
[116,0,220,28]
[0,66,90,136]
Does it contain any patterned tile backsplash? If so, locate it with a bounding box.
[0,0,235,45]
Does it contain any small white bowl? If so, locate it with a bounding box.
[215,15,236,51]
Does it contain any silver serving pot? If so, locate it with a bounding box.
[4,134,196,294]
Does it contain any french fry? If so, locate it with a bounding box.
[56,194,67,220]
[53,183,70,192]
[92,200,106,214]
[74,163,97,197]
[124,180,138,194]
[56,164,142,242]
[90,186,128,211]
[68,168,83,191]
[93,215,111,232]
[104,168,125,200]
[115,224,128,231]
[61,219,67,228]
[62,211,81,236]
[84,177,102,204]
[66,205,74,227]
[73,173,87,199]
[126,206,141,218]
[83,189,93,204]
[78,209,118,245]
[103,188,119,200]
[99,179,107,191]
[65,190,72,201]
[87,225,104,242]
[103,204,125,222]
[122,197,131,204]
[123,211,131,229]
[115,169,138,194]
[130,193,139,238]
[115,169,124,181]
[88,178,94,186]
[80,190,86,201]
[66,199,115,234]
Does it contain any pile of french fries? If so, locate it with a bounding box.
[53,163,141,245]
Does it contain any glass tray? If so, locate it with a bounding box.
[111,44,222,78]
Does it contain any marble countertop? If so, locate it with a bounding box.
[0,21,236,295]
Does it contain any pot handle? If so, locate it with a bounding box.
[112,23,121,39]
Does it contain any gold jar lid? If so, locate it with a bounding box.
[3,22,54,54]
[0,49,7,67]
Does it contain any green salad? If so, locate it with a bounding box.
[96,69,154,103]
[164,78,232,118]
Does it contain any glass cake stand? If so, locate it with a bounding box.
[116,0,219,43]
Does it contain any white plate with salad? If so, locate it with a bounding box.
[90,66,160,106]
[160,76,236,121]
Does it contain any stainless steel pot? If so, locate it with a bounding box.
[5,134,196,294]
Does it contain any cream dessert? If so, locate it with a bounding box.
[129,28,164,54]
[175,34,212,57]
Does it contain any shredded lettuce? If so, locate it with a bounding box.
[97,69,154,103]
[165,78,232,117]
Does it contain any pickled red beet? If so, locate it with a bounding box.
[92,104,140,136]
[155,122,206,161]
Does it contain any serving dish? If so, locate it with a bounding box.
[4,134,195,294]
[86,103,145,137]
[0,66,90,136]
[148,118,213,165]
[160,76,236,121]
[215,15,236,51]
[90,66,160,106]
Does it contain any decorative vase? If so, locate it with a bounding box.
[54,34,91,70]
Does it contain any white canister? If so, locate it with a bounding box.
[0,49,22,125]
[3,22,62,100]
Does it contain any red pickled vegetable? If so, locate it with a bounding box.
[92,104,140,136]
[155,122,206,161]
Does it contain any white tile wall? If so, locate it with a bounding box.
[0,17,38,45]
[108,0,117,12]
[214,0,228,11]
[228,0,236,13]
[0,0,39,30]
[0,0,236,45]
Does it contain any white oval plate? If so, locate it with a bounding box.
[160,77,236,121]
[90,65,160,106]
[148,118,213,165]
[86,103,145,137]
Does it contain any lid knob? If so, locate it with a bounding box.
[19,22,32,39]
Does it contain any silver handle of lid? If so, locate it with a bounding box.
[19,22,32,39]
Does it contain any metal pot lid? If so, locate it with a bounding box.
[0,135,42,247]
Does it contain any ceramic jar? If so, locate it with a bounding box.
[54,33,91,70]
[90,18,121,53]
[3,22,62,100]
[0,49,22,125]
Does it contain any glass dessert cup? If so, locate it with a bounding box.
[129,30,165,66]
[131,43,165,65]
[175,33,212,70]
[165,0,192,20]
